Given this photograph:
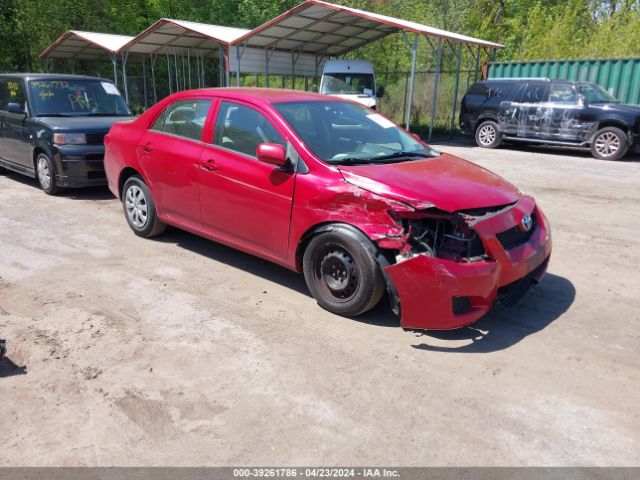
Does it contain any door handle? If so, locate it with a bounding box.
[201,159,218,171]
[143,142,153,153]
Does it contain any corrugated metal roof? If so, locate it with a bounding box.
[231,0,503,55]
[39,31,134,59]
[121,18,249,56]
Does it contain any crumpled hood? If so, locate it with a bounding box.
[338,152,521,212]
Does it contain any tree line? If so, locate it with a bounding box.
[1,0,638,73]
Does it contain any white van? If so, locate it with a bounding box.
[319,60,383,109]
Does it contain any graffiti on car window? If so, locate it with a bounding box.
[8,81,19,97]
[39,90,55,101]
[68,91,98,111]
[31,81,70,89]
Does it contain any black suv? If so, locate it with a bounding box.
[460,78,640,161]
[0,74,131,194]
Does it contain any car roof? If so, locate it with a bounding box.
[171,87,342,105]
[0,73,113,82]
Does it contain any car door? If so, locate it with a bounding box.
[0,78,32,169]
[499,81,549,139]
[198,100,295,260]
[138,98,213,232]
[543,82,586,142]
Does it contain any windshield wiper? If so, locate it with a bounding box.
[35,113,74,117]
[368,151,433,163]
[331,151,433,166]
[83,112,130,116]
[331,156,373,165]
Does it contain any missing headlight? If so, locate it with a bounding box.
[397,211,486,262]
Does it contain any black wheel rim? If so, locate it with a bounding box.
[313,244,360,303]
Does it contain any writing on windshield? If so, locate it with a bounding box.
[29,79,130,116]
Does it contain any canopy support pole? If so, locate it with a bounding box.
[427,39,443,141]
[182,50,186,89]
[265,49,274,88]
[291,52,300,89]
[150,54,157,103]
[111,54,118,87]
[167,54,173,94]
[449,42,462,138]
[314,55,321,87]
[121,51,129,104]
[474,46,481,81]
[142,56,148,109]
[218,47,224,87]
[174,49,179,91]
[187,49,192,89]
[197,50,202,88]
[402,32,419,130]
[225,47,231,87]
[235,43,246,87]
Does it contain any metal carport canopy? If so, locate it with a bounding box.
[39,30,135,88]
[229,0,503,56]
[39,30,133,60]
[117,19,250,102]
[120,18,249,56]
[229,0,503,133]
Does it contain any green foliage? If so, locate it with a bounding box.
[1,0,638,74]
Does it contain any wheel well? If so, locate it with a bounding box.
[32,147,45,172]
[474,115,498,132]
[118,167,141,199]
[295,222,374,272]
[596,120,629,135]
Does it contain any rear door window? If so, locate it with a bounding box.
[516,82,548,103]
[2,79,27,112]
[548,83,580,104]
[151,99,212,141]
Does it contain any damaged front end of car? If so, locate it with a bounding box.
[369,199,551,331]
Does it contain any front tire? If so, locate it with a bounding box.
[122,175,166,238]
[591,127,628,161]
[475,120,502,149]
[303,228,385,317]
[36,153,60,195]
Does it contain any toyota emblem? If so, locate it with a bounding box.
[520,214,533,232]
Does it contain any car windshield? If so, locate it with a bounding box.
[321,74,374,95]
[274,101,438,164]
[29,79,131,116]
[577,84,618,103]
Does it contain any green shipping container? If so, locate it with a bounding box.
[487,58,640,105]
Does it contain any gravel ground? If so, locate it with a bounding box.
[0,141,639,466]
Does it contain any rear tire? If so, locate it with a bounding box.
[122,175,166,238]
[36,153,60,195]
[590,127,628,161]
[475,120,502,149]
[303,228,385,317]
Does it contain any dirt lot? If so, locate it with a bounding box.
[1,141,639,466]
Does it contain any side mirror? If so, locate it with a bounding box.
[7,102,25,115]
[311,85,319,93]
[376,86,385,98]
[257,143,287,167]
[411,132,422,142]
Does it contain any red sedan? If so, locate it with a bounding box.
[104,88,551,330]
